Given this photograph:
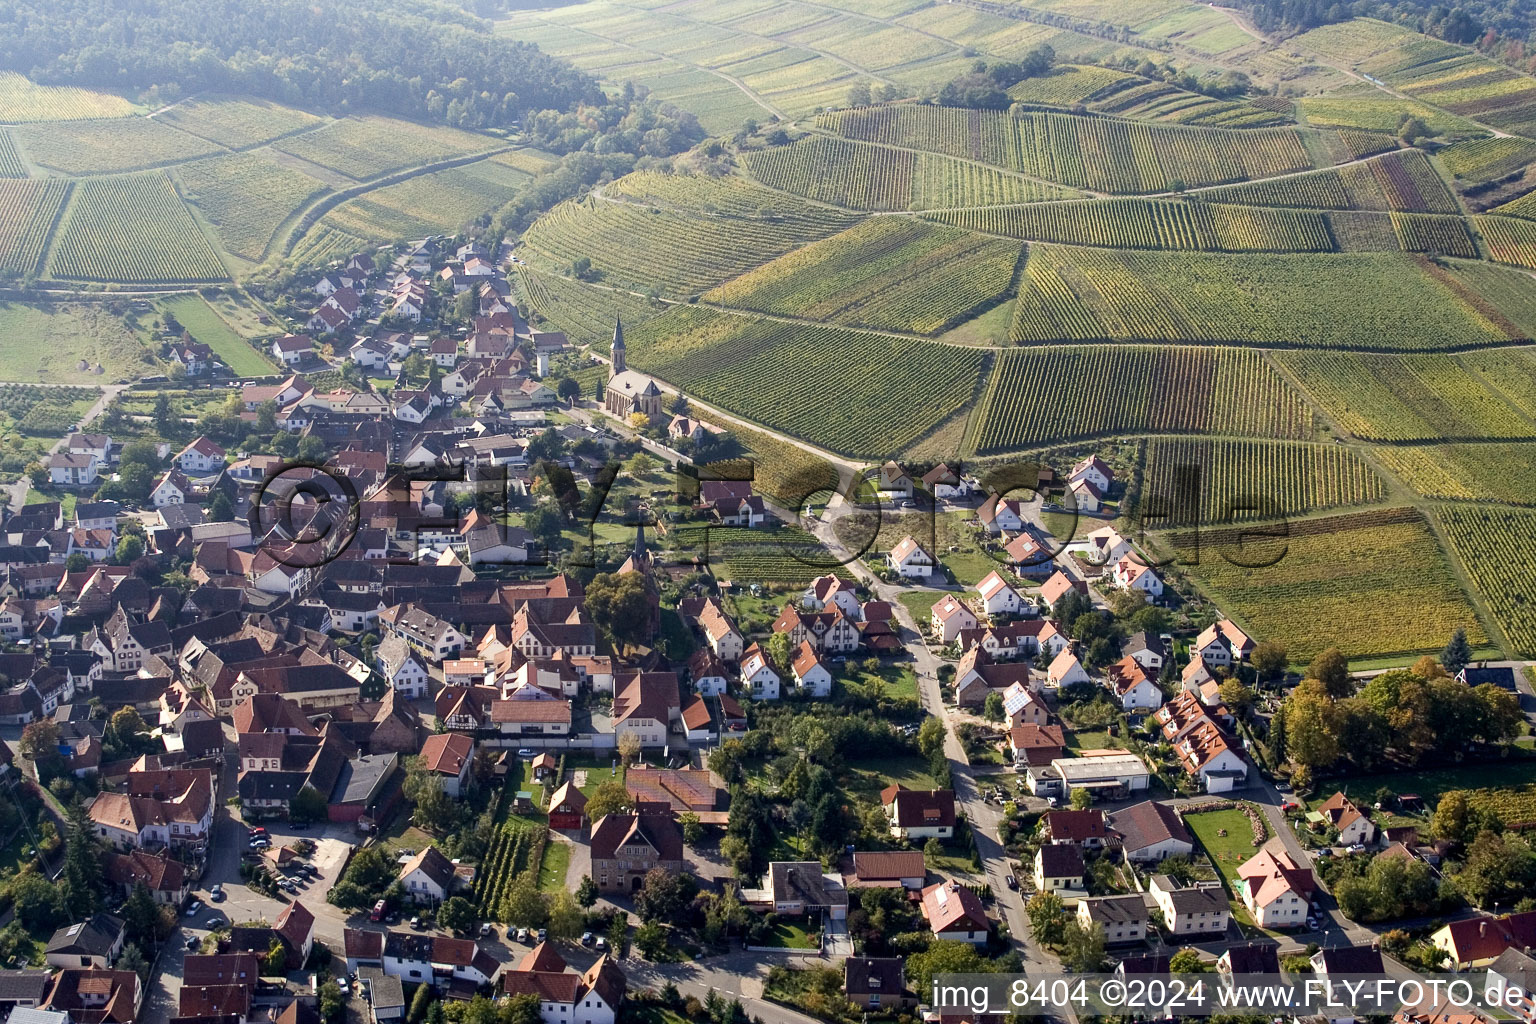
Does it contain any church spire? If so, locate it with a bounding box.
[610,318,626,375]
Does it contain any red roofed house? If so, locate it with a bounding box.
[1043,809,1107,849]
[1236,843,1314,928]
[790,640,833,698]
[547,781,588,832]
[886,536,935,579]
[1314,792,1377,847]
[930,594,978,645]
[498,942,627,1024]
[920,880,989,944]
[1431,910,1536,968]
[882,786,955,840]
[419,733,474,799]
[274,899,316,968]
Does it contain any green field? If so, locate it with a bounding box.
[1184,807,1264,894]
[271,115,494,180]
[157,294,276,376]
[626,305,986,458]
[156,96,325,149]
[1375,443,1536,506]
[0,303,155,383]
[1140,438,1386,526]
[318,159,530,241]
[13,116,222,175]
[1166,507,1488,661]
[704,217,1022,334]
[932,198,1333,252]
[176,153,330,261]
[49,174,228,283]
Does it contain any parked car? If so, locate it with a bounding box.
[1005,875,1019,891]
[581,932,594,947]
[210,885,225,903]
[185,901,203,917]
[516,748,536,759]
[186,935,200,950]
[537,928,547,943]
[480,923,495,938]
[410,916,422,930]
[516,927,529,943]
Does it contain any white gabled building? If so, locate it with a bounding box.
[975,570,1024,616]
[886,535,935,579]
[740,644,780,701]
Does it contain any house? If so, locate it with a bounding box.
[1485,947,1536,1015]
[1003,530,1055,578]
[49,453,100,488]
[374,636,430,699]
[1112,557,1164,599]
[42,968,139,1024]
[103,849,190,906]
[1077,895,1148,945]
[271,334,314,366]
[921,464,972,500]
[1315,792,1377,847]
[1070,456,1114,494]
[1218,943,1280,978]
[1033,844,1085,893]
[1459,665,1518,691]
[919,880,989,944]
[498,944,626,1024]
[877,461,913,497]
[1122,632,1168,673]
[1148,875,1229,936]
[790,641,833,698]
[930,594,977,644]
[45,914,126,969]
[1008,722,1065,767]
[977,495,1025,534]
[1043,809,1106,848]
[399,846,457,905]
[1068,477,1103,513]
[763,861,848,919]
[1236,843,1314,928]
[843,957,911,1013]
[589,812,684,893]
[150,469,192,508]
[882,787,955,840]
[1191,619,1255,666]
[89,767,214,851]
[1047,649,1091,688]
[975,571,1024,616]
[175,437,226,476]
[547,782,587,831]
[1105,800,1193,864]
[1037,753,1150,801]
[886,536,935,579]
[0,972,51,1014]
[687,649,729,697]
[271,899,316,968]
[1106,655,1162,712]
[740,644,780,701]
[1431,911,1536,968]
[846,850,927,891]
[1312,944,1384,976]
[611,671,677,749]
[1040,571,1087,607]
[419,733,474,799]
[378,930,499,991]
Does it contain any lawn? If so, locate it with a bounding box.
[1183,808,1263,892]
[157,293,276,376]
[1065,726,1114,751]
[844,663,920,703]
[536,839,570,893]
[843,754,938,802]
[0,302,156,383]
[376,822,436,859]
[565,755,625,801]
[896,589,942,627]
[758,920,818,950]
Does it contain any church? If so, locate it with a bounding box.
[603,319,663,421]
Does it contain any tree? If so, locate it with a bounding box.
[1251,641,1288,681]
[407,981,432,1024]
[636,867,697,922]
[1307,648,1353,698]
[320,980,345,1023]
[1027,891,1065,946]
[983,691,1004,722]
[1432,790,1470,846]
[1070,787,1093,810]
[555,378,581,403]
[679,812,703,846]
[10,871,65,930]
[1441,629,1473,675]
[585,779,632,821]
[923,836,944,863]
[437,896,476,935]
[123,883,159,950]
[63,799,102,917]
[119,943,149,983]
[503,872,548,927]
[547,890,584,941]
[1169,949,1211,973]
[1283,679,1341,770]
[1219,679,1257,718]
[585,572,655,648]
[208,490,234,522]
[114,534,145,564]
[618,731,642,767]
[524,502,564,551]
[904,940,992,995]
[635,921,668,959]
[575,875,599,908]
[1060,919,1106,972]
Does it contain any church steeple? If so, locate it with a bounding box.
[610,318,625,375]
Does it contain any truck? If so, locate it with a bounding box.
[371,900,387,922]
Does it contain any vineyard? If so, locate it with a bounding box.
[742,136,1079,211]
[973,346,1314,452]
[156,97,324,149]
[1139,438,1386,526]
[1199,150,1457,213]
[1275,350,1536,442]
[1475,215,1536,268]
[603,170,863,230]
[49,174,228,283]
[0,72,137,122]
[520,196,848,298]
[930,199,1332,252]
[1390,213,1479,257]
[1326,211,1400,251]
[1169,506,1488,660]
[1298,94,1478,136]
[272,116,493,180]
[287,226,367,269]
[1373,443,1536,506]
[703,218,1023,335]
[514,267,665,349]
[472,822,549,921]
[1006,64,1134,107]
[1008,247,1511,350]
[720,529,858,583]
[320,160,531,242]
[626,306,986,457]
[1437,504,1536,653]
[817,105,1316,193]
[0,134,23,178]
[12,117,222,175]
[1440,136,1536,182]
[176,154,330,261]
[1455,785,1536,829]
[1088,80,1289,128]
[0,180,69,276]
[704,422,841,508]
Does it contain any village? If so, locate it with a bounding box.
[1,234,1534,1024]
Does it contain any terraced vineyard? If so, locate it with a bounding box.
[818,105,1316,193]
[50,174,228,282]
[156,97,325,149]
[12,117,222,175]
[1437,504,1536,653]
[1440,136,1536,183]
[1139,438,1385,526]
[520,196,849,298]
[1089,80,1289,128]
[271,115,493,180]
[1168,507,1488,660]
[931,199,1332,252]
[1390,213,1478,257]
[974,346,1313,451]
[319,160,531,242]
[1373,443,1536,506]
[1275,350,1536,441]
[1199,150,1457,213]
[1009,247,1512,349]
[626,306,986,457]
[0,180,70,276]
[703,218,1023,334]
[176,154,330,261]
[743,135,1080,211]
[602,170,864,231]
